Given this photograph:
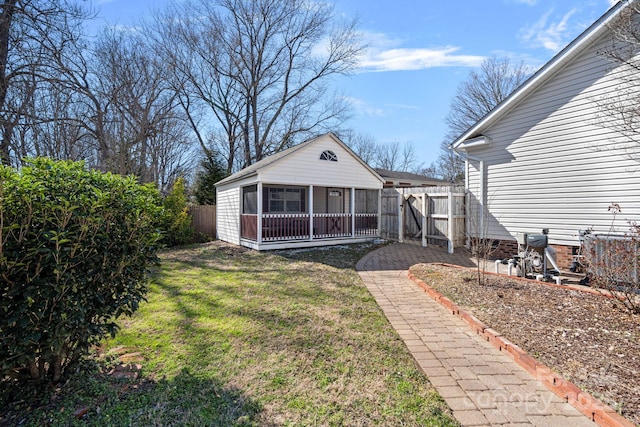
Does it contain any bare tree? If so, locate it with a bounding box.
[90,29,195,186]
[375,141,417,172]
[22,82,89,162]
[0,0,91,166]
[339,129,379,165]
[430,56,531,180]
[593,1,640,162]
[445,56,530,137]
[152,0,363,172]
[375,141,420,172]
[0,1,194,190]
[20,25,196,190]
[422,141,465,182]
[340,129,423,172]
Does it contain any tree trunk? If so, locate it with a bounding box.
[0,0,18,165]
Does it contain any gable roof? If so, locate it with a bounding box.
[374,168,451,185]
[452,0,632,149]
[215,132,383,186]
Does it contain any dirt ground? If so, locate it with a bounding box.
[410,263,640,426]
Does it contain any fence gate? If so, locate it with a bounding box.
[380,191,401,240]
[380,187,465,253]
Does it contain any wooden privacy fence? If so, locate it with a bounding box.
[190,205,216,239]
[380,187,466,253]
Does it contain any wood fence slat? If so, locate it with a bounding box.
[190,205,217,239]
[380,186,466,249]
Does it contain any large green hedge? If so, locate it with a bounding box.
[0,158,161,382]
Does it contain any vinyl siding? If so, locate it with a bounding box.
[258,135,382,189]
[466,34,640,246]
[214,134,383,248]
[216,186,241,244]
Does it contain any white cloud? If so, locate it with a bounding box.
[358,31,485,72]
[520,8,578,52]
[608,0,619,6]
[344,97,386,117]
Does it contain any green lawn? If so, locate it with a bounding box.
[6,242,458,426]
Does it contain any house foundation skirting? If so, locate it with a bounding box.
[240,236,377,251]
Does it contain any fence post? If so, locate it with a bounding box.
[421,194,427,247]
[377,189,382,238]
[398,192,404,243]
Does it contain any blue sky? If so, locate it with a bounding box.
[92,0,618,168]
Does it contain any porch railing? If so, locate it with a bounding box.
[241,213,379,242]
[263,213,310,241]
[313,213,352,238]
[354,213,379,237]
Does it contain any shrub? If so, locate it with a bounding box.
[0,158,161,382]
[159,177,194,246]
[583,203,640,314]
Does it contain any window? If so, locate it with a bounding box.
[264,186,307,213]
[320,150,337,161]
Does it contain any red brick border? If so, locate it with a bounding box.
[407,269,636,427]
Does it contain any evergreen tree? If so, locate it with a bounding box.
[194,154,228,205]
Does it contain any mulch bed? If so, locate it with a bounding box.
[410,263,640,426]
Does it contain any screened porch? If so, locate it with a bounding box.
[240,184,380,243]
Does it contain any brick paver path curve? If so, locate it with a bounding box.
[356,242,594,427]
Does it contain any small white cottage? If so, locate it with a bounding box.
[215,133,384,250]
[452,1,640,268]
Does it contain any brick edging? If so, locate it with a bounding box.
[407,270,636,427]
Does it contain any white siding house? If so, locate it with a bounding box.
[452,1,640,267]
[215,133,384,250]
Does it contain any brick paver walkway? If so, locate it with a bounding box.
[356,242,594,427]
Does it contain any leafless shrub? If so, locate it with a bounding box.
[466,195,498,285]
[583,203,640,313]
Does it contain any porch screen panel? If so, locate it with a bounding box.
[263,186,307,213]
[241,185,258,240]
[261,185,309,241]
[243,185,258,214]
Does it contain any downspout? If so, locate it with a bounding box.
[452,146,485,246]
